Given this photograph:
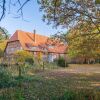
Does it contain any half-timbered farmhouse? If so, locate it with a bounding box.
[4,30,68,62]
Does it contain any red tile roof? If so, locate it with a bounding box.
[8,30,68,54]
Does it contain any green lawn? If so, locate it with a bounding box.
[0,64,100,100]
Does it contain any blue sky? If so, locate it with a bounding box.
[0,0,67,36]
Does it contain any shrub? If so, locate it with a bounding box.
[55,57,68,67]
[25,57,34,65]
[0,67,12,88]
[14,50,33,64]
[14,50,34,77]
[0,63,8,67]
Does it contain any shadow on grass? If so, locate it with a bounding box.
[0,66,100,100]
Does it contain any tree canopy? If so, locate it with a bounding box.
[0,0,99,32]
[38,0,100,33]
[0,27,9,58]
[66,23,100,61]
[0,27,9,40]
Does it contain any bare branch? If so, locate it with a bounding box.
[8,0,11,13]
[17,0,31,13]
[0,0,6,21]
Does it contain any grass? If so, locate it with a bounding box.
[0,64,100,100]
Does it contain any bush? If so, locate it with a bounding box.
[25,57,34,65]
[55,57,68,67]
[15,50,34,66]
[0,67,12,88]
[0,63,8,67]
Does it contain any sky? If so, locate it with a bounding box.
[0,0,67,36]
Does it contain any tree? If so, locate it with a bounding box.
[0,0,99,32]
[14,50,34,77]
[95,0,100,4]
[38,0,100,33]
[0,27,8,58]
[0,27,9,40]
[0,0,32,21]
[0,40,7,58]
[50,32,67,44]
[66,23,100,63]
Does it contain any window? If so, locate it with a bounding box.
[30,46,37,50]
[11,48,14,51]
[48,45,54,48]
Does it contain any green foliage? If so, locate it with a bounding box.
[0,27,9,58]
[15,50,33,64]
[54,90,100,100]
[25,57,34,65]
[0,40,7,58]
[0,63,8,67]
[14,89,24,100]
[38,0,99,31]
[14,50,34,78]
[0,48,3,57]
[0,67,12,88]
[67,23,100,62]
[0,88,24,100]
[0,66,100,100]
[55,57,68,67]
[57,90,78,100]
[0,27,9,40]
[95,0,100,4]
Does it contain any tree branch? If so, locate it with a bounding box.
[17,0,31,13]
[0,0,6,21]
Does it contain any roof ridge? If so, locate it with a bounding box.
[16,30,48,38]
[35,33,48,38]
